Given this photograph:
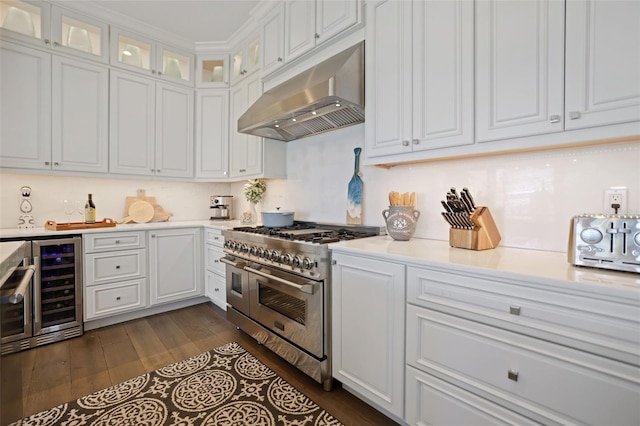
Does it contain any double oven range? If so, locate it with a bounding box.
[222,222,382,390]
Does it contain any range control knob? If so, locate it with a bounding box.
[302,257,314,270]
[227,241,236,250]
[282,253,294,265]
[580,228,603,245]
[270,250,281,261]
[292,256,302,268]
[263,249,272,259]
[257,247,265,258]
[241,243,250,254]
[249,246,258,256]
[224,241,231,249]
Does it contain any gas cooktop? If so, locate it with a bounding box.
[231,221,383,244]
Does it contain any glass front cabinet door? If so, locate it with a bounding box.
[157,44,193,85]
[196,54,229,88]
[0,0,50,45]
[51,7,108,63]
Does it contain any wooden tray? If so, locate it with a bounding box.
[45,218,116,231]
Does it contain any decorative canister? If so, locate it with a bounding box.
[382,206,421,241]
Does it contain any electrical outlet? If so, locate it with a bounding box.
[603,187,628,214]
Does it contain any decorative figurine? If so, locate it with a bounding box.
[18,185,35,230]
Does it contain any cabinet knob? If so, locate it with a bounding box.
[315,33,320,39]
[116,296,121,300]
[44,39,51,45]
[115,240,120,244]
[239,168,246,173]
[412,139,420,145]
[331,260,337,265]
[151,234,156,238]
[156,169,161,173]
[549,114,561,123]
[115,265,120,269]
[44,161,50,166]
[277,57,283,62]
[158,71,163,76]
[509,305,521,315]
[402,140,410,146]
[53,41,60,47]
[54,162,60,166]
[569,111,581,120]
[214,288,219,292]
[152,70,157,74]
[508,369,519,382]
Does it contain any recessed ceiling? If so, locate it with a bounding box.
[83,0,261,43]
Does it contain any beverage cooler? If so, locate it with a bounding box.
[1,236,83,355]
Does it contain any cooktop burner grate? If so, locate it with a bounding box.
[231,222,380,244]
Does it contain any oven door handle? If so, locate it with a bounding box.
[6,265,35,304]
[220,257,247,269]
[244,265,318,294]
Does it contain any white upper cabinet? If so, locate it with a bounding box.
[365,0,474,159]
[0,41,108,172]
[109,70,194,178]
[0,1,108,63]
[229,72,263,178]
[195,90,229,179]
[475,0,565,142]
[0,42,51,170]
[261,3,286,76]
[564,0,640,130]
[51,55,109,172]
[51,6,108,63]
[230,33,260,85]
[111,27,193,85]
[284,0,359,63]
[196,54,229,88]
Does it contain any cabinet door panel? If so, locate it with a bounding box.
[109,70,155,175]
[156,83,194,178]
[284,0,316,62]
[149,229,201,305]
[196,91,229,178]
[331,253,405,418]
[0,42,51,169]
[476,0,565,142]
[316,0,358,43]
[413,0,474,150]
[261,3,285,76]
[565,0,640,129]
[52,56,108,172]
[364,0,412,158]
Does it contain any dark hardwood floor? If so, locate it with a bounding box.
[14,303,399,425]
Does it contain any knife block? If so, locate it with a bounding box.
[449,206,501,250]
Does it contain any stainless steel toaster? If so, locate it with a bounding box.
[568,214,640,274]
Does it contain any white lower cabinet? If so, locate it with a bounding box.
[83,231,148,320]
[204,228,226,310]
[405,265,640,426]
[330,252,405,420]
[148,228,202,306]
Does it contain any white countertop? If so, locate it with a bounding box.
[329,236,640,299]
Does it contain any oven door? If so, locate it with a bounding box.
[246,264,324,358]
[221,256,249,315]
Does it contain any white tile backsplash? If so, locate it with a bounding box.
[2,125,638,253]
[233,124,639,253]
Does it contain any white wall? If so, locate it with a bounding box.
[233,124,640,253]
[0,174,230,228]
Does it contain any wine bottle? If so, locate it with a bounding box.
[84,193,96,223]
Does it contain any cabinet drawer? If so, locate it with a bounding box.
[205,269,226,311]
[406,365,537,426]
[204,228,224,247]
[85,279,147,320]
[407,305,640,425]
[205,245,225,275]
[85,249,146,285]
[84,231,146,252]
[407,266,640,365]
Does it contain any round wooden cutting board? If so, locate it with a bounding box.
[124,200,155,223]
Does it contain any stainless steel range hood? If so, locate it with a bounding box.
[238,42,364,142]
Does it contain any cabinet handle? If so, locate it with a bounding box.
[53,162,60,166]
[277,57,283,62]
[331,260,337,265]
[569,111,581,120]
[44,161,50,166]
[158,71,163,76]
[315,33,320,39]
[156,169,161,173]
[115,240,120,244]
[151,234,156,238]
[53,41,60,47]
[214,288,219,292]
[44,39,51,45]
[115,265,120,269]
[402,140,410,146]
[549,114,561,123]
[239,168,246,172]
[152,70,157,74]
[116,296,121,301]
[412,139,420,145]
[509,305,521,315]
[508,369,519,382]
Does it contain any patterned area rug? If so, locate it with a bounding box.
[14,342,343,426]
